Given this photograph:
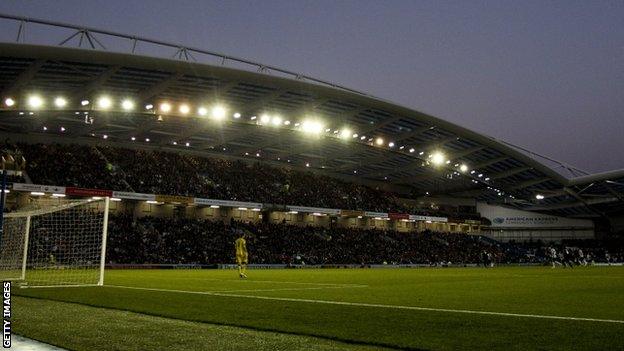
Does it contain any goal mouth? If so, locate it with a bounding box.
[0,197,110,287]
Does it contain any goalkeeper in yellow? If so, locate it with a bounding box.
[235,233,248,278]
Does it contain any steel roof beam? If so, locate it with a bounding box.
[0,59,45,96]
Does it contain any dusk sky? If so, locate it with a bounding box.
[1,0,622,175]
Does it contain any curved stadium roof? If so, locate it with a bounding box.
[0,13,622,219]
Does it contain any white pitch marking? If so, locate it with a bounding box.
[135,275,367,287]
[107,284,365,294]
[106,285,624,324]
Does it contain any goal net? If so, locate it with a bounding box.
[0,197,110,287]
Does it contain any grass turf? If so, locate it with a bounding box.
[13,266,624,350]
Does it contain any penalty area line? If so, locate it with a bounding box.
[107,285,624,324]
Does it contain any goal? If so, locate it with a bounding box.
[0,197,110,287]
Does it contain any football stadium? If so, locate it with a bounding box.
[0,11,623,351]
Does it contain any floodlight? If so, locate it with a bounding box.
[198,107,208,116]
[375,137,384,145]
[409,148,415,153]
[459,164,468,172]
[179,104,190,114]
[388,142,395,148]
[284,120,291,125]
[160,102,172,113]
[430,152,445,165]
[103,135,108,139]
[301,120,323,134]
[4,98,15,107]
[535,194,545,200]
[272,116,282,126]
[81,100,90,106]
[145,104,154,110]
[121,99,134,111]
[97,97,112,109]
[340,129,351,139]
[185,142,190,147]
[233,112,241,118]
[54,97,67,108]
[211,105,226,120]
[260,114,270,124]
[27,95,44,109]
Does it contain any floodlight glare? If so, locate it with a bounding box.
[284,120,291,125]
[301,120,323,134]
[211,105,226,120]
[272,116,282,126]
[198,107,208,116]
[4,98,15,107]
[159,102,172,113]
[233,112,241,118]
[54,97,67,108]
[409,148,415,153]
[535,194,545,200]
[179,104,190,114]
[27,95,44,109]
[375,137,384,146]
[81,100,90,106]
[97,97,112,109]
[340,129,351,139]
[260,114,270,124]
[431,152,445,165]
[121,99,134,110]
[459,164,469,172]
[388,142,395,148]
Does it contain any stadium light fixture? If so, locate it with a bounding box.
[485,177,490,181]
[60,126,66,132]
[305,162,310,167]
[131,137,136,141]
[260,114,270,124]
[237,207,248,211]
[52,193,66,198]
[146,200,159,204]
[179,104,190,114]
[30,191,45,196]
[360,136,366,140]
[121,99,134,111]
[251,208,261,212]
[352,133,358,138]
[110,198,122,202]
[198,107,208,116]
[289,211,299,214]
[145,138,150,142]
[375,137,384,146]
[97,96,112,109]
[409,148,415,153]
[210,205,220,209]
[233,112,241,118]
[4,98,15,107]
[211,105,227,120]
[185,142,190,147]
[159,102,172,113]
[145,104,154,110]
[54,97,67,108]
[301,120,323,134]
[272,116,282,126]
[459,164,468,172]
[535,194,545,200]
[27,95,44,109]
[103,135,108,139]
[430,152,445,165]
[81,100,90,106]
[284,120,291,125]
[42,126,47,131]
[388,142,395,148]
[340,129,351,139]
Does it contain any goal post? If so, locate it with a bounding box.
[0,197,110,287]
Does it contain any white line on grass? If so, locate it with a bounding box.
[135,276,368,287]
[106,285,624,324]
[107,284,367,294]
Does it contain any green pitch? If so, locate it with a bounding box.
[13,266,624,350]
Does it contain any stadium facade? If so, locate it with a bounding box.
[0,14,622,241]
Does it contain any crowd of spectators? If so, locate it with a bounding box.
[106,215,519,266]
[10,142,440,214]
